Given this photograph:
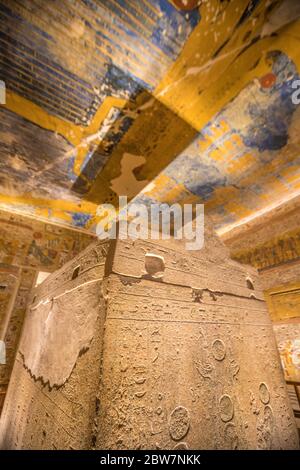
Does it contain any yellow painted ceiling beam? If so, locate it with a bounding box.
[5,90,127,175]
[153,1,300,133]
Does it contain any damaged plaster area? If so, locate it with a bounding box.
[19,279,102,388]
[110,153,149,198]
[144,253,165,279]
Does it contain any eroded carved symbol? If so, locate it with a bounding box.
[259,382,270,405]
[230,360,240,378]
[196,361,214,379]
[250,391,260,415]
[169,406,190,441]
[224,423,239,450]
[219,395,234,422]
[212,339,226,361]
[264,404,273,419]
[173,442,189,450]
[257,405,274,449]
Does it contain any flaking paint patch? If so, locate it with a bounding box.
[1,0,300,235]
[20,279,101,388]
[110,153,149,198]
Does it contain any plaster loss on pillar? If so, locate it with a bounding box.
[0,241,109,450]
[0,221,298,449]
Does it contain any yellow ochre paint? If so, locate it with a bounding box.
[5,90,127,175]
[154,0,285,131]
[144,174,196,204]
[2,1,300,231]
[146,7,300,228]
[0,193,101,228]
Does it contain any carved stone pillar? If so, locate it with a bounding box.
[0,225,298,449]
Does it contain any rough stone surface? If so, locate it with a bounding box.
[223,199,300,292]
[0,223,298,449]
[0,209,94,412]
[0,241,108,449]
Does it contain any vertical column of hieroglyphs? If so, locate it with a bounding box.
[95,232,298,449]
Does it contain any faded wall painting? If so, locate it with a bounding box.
[0,1,300,235]
[274,322,300,383]
[0,209,94,411]
[265,281,300,322]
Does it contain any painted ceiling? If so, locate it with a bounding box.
[0,0,300,233]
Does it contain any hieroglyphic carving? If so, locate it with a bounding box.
[224,423,239,450]
[212,339,226,361]
[230,360,240,379]
[219,395,234,423]
[196,361,214,380]
[169,406,190,441]
[0,233,298,450]
[96,235,298,450]
[259,383,270,405]
[257,405,275,450]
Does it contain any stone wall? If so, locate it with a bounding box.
[0,222,297,449]
[222,196,300,292]
[223,198,300,428]
[0,209,94,411]
[222,198,300,335]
